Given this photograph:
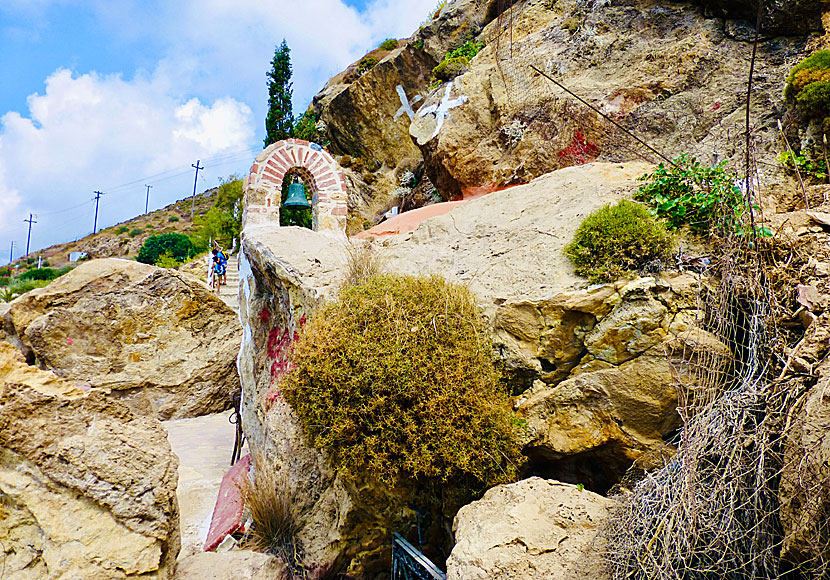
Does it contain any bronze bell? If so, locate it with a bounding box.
[283,182,311,208]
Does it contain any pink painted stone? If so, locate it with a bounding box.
[204,454,251,552]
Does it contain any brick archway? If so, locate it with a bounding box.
[243,139,348,235]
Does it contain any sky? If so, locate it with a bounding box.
[0,0,437,263]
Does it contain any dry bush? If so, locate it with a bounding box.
[282,273,522,493]
[239,454,303,573]
[343,242,386,287]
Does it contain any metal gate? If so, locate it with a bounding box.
[391,533,446,580]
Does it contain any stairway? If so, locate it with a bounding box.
[217,256,239,314]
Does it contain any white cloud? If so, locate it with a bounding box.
[0,68,254,254]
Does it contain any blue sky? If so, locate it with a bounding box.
[0,0,436,262]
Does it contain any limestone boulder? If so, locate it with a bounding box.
[0,342,180,579]
[2,258,241,420]
[174,551,288,580]
[779,361,830,566]
[446,477,613,580]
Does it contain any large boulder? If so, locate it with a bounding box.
[446,477,613,580]
[2,258,241,420]
[236,162,720,573]
[0,341,180,579]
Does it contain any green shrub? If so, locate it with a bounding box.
[785,51,830,124]
[432,56,470,81]
[136,233,196,265]
[116,226,129,234]
[282,274,521,491]
[129,228,144,238]
[191,176,244,250]
[154,251,180,268]
[777,151,828,182]
[634,154,749,235]
[565,200,673,283]
[168,216,179,222]
[379,38,398,50]
[445,40,484,61]
[18,267,60,281]
[358,56,378,75]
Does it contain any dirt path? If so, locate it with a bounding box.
[163,411,245,559]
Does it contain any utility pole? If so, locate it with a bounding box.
[23,213,37,256]
[9,241,14,264]
[93,191,105,234]
[145,184,153,214]
[190,160,204,221]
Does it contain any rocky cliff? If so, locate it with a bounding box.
[310,0,820,228]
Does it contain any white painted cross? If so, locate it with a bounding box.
[417,81,468,141]
[393,85,423,121]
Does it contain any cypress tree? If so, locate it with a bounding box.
[264,40,293,146]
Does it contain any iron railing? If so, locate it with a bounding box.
[391,533,446,580]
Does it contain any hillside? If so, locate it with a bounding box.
[8,189,218,273]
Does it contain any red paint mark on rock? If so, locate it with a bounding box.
[204,454,251,552]
[67,338,73,345]
[557,131,599,166]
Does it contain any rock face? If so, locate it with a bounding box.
[697,0,826,34]
[0,341,180,579]
[2,258,241,420]
[446,477,613,580]
[409,0,807,198]
[779,370,830,565]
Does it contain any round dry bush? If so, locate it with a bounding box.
[282,274,521,490]
[565,200,673,283]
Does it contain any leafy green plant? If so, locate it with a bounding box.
[136,233,196,265]
[168,216,180,222]
[379,38,398,50]
[154,251,180,268]
[265,39,294,146]
[777,151,828,183]
[116,226,129,234]
[191,176,244,250]
[634,155,750,235]
[293,110,323,144]
[129,228,144,238]
[445,40,484,61]
[358,56,378,75]
[565,200,673,283]
[282,274,522,492]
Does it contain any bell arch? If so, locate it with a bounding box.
[243,139,348,236]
